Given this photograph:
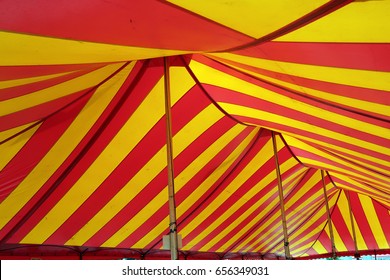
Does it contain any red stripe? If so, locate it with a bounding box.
[235,115,390,164]
[314,145,390,174]
[317,230,332,253]
[175,129,267,231]
[0,63,110,81]
[234,42,390,72]
[285,169,319,203]
[196,153,288,251]
[255,187,325,253]
[0,88,93,131]
[205,84,389,148]
[0,95,92,241]
[203,55,390,108]
[257,183,337,254]
[289,147,389,186]
[254,221,285,253]
[179,132,274,250]
[209,164,306,252]
[87,117,246,247]
[331,199,355,251]
[121,126,256,250]
[0,0,251,51]
[372,200,390,247]
[348,192,379,249]
[331,177,388,202]
[226,163,306,253]
[0,66,104,101]
[199,147,299,252]
[305,247,322,257]
[289,213,330,255]
[48,85,214,246]
[286,181,324,214]
[288,191,340,254]
[7,61,149,243]
[135,128,264,251]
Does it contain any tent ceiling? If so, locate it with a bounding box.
[0,0,389,259]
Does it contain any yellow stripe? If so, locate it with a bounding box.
[337,191,355,242]
[289,201,329,248]
[208,53,390,92]
[69,104,225,246]
[0,63,126,117]
[177,127,260,219]
[102,105,227,247]
[201,155,301,252]
[181,137,277,250]
[298,159,388,192]
[0,70,80,89]
[283,135,390,186]
[353,214,368,251]
[65,66,196,245]
[333,175,388,206]
[284,171,321,209]
[0,123,41,171]
[282,133,390,172]
[323,149,390,178]
[256,182,324,252]
[260,196,324,253]
[358,194,388,249]
[0,63,135,231]
[168,0,328,38]
[291,193,339,254]
[331,221,348,252]
[22,63,173,243]
[0,31,190,66]
[277,1,390,43]
[212,166,307,252]
[131,126,257,249]
[220,103,390,159]
[213,60,390,118]
[0,122,36,142]
[312,240,328,255]
[191,59,390,140]
[290,243,315,256]
[239,166,305,253]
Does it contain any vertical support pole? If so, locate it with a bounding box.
[164,57,179,260]
[321,170,337,259]
[346,191,360,260]
[271,132,291,260]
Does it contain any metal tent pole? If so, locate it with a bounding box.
[321,170,337,259]
[271,132,292,260]
[164,57,179,260]
[346,191,360,260]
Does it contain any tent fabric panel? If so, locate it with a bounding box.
[205,52,390,120]
[6,63,171,245]
[45,86,213,246]
[167,0,331,38]
[0,31,191,66]
[233,42,390,71]
[0,1,389,259]
[0,63,128,125]
[284,137,389,191]
[127,125,259,251]
[0,0,252,51]
[0,63,138,241]
[276,0,390,43]
[0,98,94,241]
[11,64,168,245]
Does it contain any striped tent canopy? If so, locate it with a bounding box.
[1,0,389,260]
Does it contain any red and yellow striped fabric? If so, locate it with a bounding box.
[0,0,389,259]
